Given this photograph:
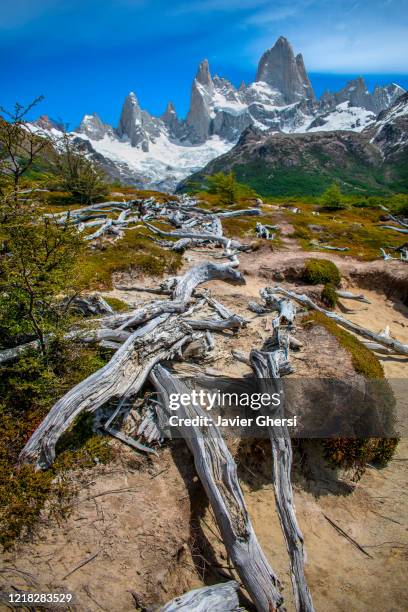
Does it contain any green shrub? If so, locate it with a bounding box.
[204,171,258,206]
[103,296,129,312]
[321,283,338,308]
[320,183,349,210]
[303,258,341,286]
[206,172,238,205]
[291,226,311,241]
[0,343,111,550]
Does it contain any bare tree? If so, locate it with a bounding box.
[51,132,108,204]
[0,97,49,199]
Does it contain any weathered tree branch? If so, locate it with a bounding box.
[159,581,243,611]
[270,286,408,355]
[150,364,284,612]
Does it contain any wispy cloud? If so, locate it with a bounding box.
[297,27,408,72]
[246,0,316,24]
[0,0,65,28]
[170,0,269,15]
[1,0,408,76]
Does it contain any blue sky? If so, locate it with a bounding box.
[1,0,407,127]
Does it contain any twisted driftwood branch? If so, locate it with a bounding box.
[271,286,408,355]
[150,364,284,612]
[160,581,243,611]
[250,291,314,612]
[18,262,245,468]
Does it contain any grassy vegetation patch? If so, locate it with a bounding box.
[288,203,404,261]
[79,232,183,290]
[103,296,129,312]
[302,311,383,378]
[321,283,339,309]
[302,312,398,470]
[0,343,112,550]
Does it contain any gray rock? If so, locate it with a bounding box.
[255,36,316,103]
[186,60,214,143]
[76,113,113,140]
[117,92,147,148]
[318,79,405,114]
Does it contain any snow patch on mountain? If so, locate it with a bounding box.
[304,102,376,133]
[75,132,231,191]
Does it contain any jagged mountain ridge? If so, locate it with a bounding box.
[35,36,406,191]
[180,92,408,197]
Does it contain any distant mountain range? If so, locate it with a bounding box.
[181,92,408,196]
[34,36,406,192]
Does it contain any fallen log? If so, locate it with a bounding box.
[184,315,244,331]
[62,294,115,316]
[143,221,244,251]
[84,218,113,241]
[0,340,43,365]
[256,222,275,240]
[0,326,131,366]
[387,214,408,229]
[270,286,408,356]
[150,364,284,612]
[259,289,296,328]
[18,314,189,468]
[251,346,314,612]
[336,291,371,304]
[113,285,172,295]
[380,225,408,235]
[172,238,193,252]
[316,244,349,252]
[160,581,242,612]
[216,208,261,218]
[250,292,314,612]
[362,341,393,355]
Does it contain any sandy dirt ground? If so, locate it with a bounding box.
[1,244,407,611]
[110,245,408,611]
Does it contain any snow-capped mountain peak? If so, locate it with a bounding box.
[39,36,406,191]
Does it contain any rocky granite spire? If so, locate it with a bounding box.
[334,77,371,109]
[196,59,213,89]
[77,112,113,140]
[186,59,214,143]
[295,53,315,101]
[161,101,182,137]
[117,92,149,150]
[256,36,315,103]
[161,101,177,125]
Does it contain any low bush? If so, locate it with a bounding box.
[0,342,111,550]
[321,283,338,308]
[323,437,398,471]
[319,183,349,211]
[303,258,341,286]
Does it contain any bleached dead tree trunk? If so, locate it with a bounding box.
[270,286,408,356]
[249,294,314,612]
[151,364,284,612]
[160,580,243,611]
